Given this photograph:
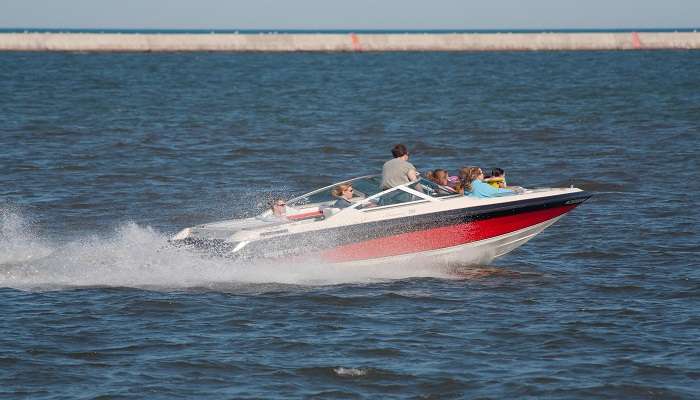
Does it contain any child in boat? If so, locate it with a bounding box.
[484,168,507,189]
[446,173,460,188]
[427,168,459,188]
[427,169,449,186]
[425,169,457,195]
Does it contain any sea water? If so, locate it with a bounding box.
[1,51,699,398]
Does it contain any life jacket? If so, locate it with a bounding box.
[485,176,505,188]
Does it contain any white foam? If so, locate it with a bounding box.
[333,367,368,377]
[0,206,52,266]
[0,208,456,291]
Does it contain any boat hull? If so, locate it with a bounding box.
[177,191,589,266]
[332,216,564,267]
[319,203,577,263]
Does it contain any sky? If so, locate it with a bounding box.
[1,0,698,30]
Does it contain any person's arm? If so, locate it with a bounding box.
[474,180,514,197]
[491,183,514,196]
[407,169,418,181]
[493,188,515,196]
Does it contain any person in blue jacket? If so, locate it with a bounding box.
[458,166,515,198]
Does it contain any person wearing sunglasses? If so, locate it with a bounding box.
[457,166,515,198]
[331,183,355,208]
[257,198,290,222]
[271,198,288,216]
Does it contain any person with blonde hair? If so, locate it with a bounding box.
[427,169,449,187]
[332,183,355,208]
[457,166,515,198]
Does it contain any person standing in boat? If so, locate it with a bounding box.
[380,144,418,190]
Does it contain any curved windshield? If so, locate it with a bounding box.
[287,175,383,207]
[286,176,456,210]
[353,178,457,210]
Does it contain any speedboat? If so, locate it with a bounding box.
[172,176,590,266]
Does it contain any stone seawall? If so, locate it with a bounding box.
[1,32,699,52]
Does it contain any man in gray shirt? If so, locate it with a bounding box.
[380,144,418,190]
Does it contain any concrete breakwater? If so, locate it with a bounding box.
[1,32,699,52]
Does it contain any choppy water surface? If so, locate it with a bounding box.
[1,51,699,398]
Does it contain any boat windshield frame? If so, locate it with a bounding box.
[286,175,384,207]
[347,178,452,210]
[286,176,457,212]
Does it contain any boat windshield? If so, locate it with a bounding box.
[286,176,457,209]
[287,175,383,207]
[352,178,457,209]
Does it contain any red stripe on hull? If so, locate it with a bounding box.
[321,204,577,262]
[288,210,323,220]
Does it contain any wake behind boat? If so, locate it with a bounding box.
[172,175,591,266]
